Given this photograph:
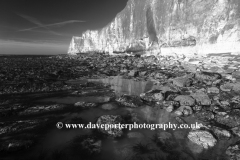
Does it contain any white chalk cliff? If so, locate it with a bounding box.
[68,0,240,56]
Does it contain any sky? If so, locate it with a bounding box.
[0,0,128,55]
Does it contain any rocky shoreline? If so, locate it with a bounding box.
[0,53,240,160]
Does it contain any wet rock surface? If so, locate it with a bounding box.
[96,115,123,137]
[116,94,143,108]
[226,141,240,160]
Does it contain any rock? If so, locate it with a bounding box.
[192,105,202,112]
[190,93,211,106]
[70,135,102,157]
[128,70,138,77]
[74,101,97,108]
[187,130,217,149]
[220,83,233,92]
[163,100,180,108]
[140,89,164,102]
[220,82,240,92]
[224,74,236,81]
[162,101,179,112]
[175,116,188,125]
[120,68,128,73]
[80,138,102,154]
[233,71,240,79]
[172,76,193,87]
[139,71,147,76]
[19,104,64,115]
[232,96,240,103]
[174,95,195,106]
[219,101,231,110]
[226,142,240,160]
[157,84,179,93]
[233,83,240,92]
[232,126,240,137]
[207,87,220,94]
[182,63,198,73]
[116,94,143,108]
[0,140,33,152]
[0,119,46,135]
[174,106,193,116]
[166,105,174,112]
[212,79,222,86]
[195,110,214,121]
[101,103,118,110]
[127,132,144,139]
[211,126,231,140]
[214,113,240,128]
[195,72,222,82]
[96,115,123,137]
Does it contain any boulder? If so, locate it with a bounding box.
[187,130,217,149]
[190,93,211,106]
[96,115,123,137]
[116,94,143,108]
[211,126,231,140]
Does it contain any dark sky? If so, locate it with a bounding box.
[0,0,128,55]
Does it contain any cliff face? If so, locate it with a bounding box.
[68,0,240,56]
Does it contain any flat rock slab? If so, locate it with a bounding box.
[191,93,211,106]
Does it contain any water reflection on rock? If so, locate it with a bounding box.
[88,76,154,96]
